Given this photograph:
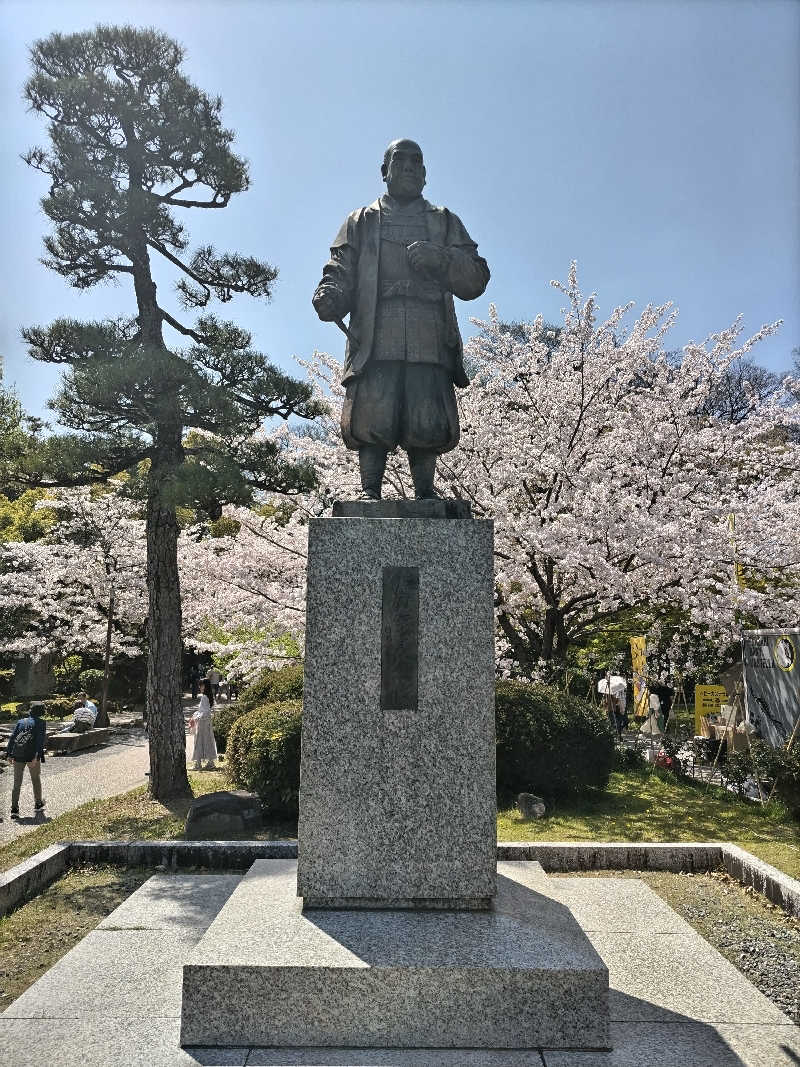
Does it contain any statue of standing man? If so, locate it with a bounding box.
[313,139,490,499]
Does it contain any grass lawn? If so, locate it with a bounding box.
[1,765,798,879]
[0,863,155,1007]
[497,768,800,880]
[0,766,297,874]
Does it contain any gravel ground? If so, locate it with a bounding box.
[557,868,800,1025]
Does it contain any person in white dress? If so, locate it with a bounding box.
[190,681,218,770]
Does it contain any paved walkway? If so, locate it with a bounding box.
[0,693,222,840]
[1,865,798,1065]
[0,725,150,841]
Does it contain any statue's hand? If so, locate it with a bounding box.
[407,241,448,276]
[313,287,341,322]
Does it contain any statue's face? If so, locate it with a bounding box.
[382,142,425,199]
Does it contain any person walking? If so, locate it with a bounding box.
[6,702,47,818]
[190,681,218,771]
[189,663,200,701]
[207,666,221,703]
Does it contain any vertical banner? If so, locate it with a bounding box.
[630,636,648,718]
[742,630,800,749]
[694,684,728,736]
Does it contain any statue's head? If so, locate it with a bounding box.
[381,139,425,200]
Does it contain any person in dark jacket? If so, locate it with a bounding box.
[6,702,47,817]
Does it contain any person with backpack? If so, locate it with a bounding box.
[6,702,47,818]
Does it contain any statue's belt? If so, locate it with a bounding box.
[379,280,443,302]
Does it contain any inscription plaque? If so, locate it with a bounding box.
[381,565,419,710]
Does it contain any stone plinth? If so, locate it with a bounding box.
[297,507,496,908]
[180,859,609,1049]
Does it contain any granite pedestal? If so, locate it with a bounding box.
[297,503,497,908]
[181,501,610,1051]
[180,859,609,1049]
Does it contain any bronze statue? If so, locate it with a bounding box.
[313,139,490,499]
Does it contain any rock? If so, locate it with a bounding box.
[517,792,546,819]
[185,790,263,840]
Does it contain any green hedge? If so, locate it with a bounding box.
[238,663,304,712]
[226,700,302,813]
[495,680,615,799]
[214,663,304,754]
[222,674,615,812]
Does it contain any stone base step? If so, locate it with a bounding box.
[180,859,609,1050]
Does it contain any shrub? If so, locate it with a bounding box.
[79,668,104,695]
[227,700,302,813]
[613,743,646,771]
[212,663,303,753]
[212,702,241,754]
[0,668,15,700]
[238,663,304,713]
[495,680,615,800]
[52,655,82,693]
[751,741,800,814]
[44,695,82,718]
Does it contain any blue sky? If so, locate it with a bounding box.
[1,0,798,422]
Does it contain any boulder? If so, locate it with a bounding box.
[185,790,263,840]
[517,792,546,819]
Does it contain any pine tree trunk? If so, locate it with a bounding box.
[146,461,190,800]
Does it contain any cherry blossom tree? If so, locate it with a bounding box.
[0,487,148,706]
[180,265,800,681]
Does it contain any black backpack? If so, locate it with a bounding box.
[10,716,38,762]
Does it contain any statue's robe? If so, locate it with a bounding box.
[313,195,490,454]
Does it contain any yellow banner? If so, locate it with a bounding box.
[694,684,728,735]
[630,636,648,717]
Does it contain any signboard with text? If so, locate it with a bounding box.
[694,684,728,736]
[742,629,800,749]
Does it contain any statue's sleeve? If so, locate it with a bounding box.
[443,210,490,302]
[312,212,359,319]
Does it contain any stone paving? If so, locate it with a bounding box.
[0,694,213,839]
[0,725,150,840]
[1,868,798,1066]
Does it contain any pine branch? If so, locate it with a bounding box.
[159,307,206,344]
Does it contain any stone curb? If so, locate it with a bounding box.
[0,843,71,917]
[68,838,296,869]
[497,841,725,872]
[0,840,798,919]
[721,843,800,917]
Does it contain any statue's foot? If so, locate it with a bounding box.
[413,488,442,501]
[358,489,381,501]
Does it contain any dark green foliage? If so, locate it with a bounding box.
[658,725,691,771]
[41,696,81,719]
[211,702,241,754]
[20,26,324,506]
[226,700,302,813]
[751,742,800,814]
[107,656,147,701]
[495,681,615,799]
[238,663,304,714]
[613,743,646,771]
[0,669,15,701]
[214,663,304,754]
[78,668,104,696]
[52,655,83,694]
[722,749,755,798]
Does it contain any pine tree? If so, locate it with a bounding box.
[20,26,321,798]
